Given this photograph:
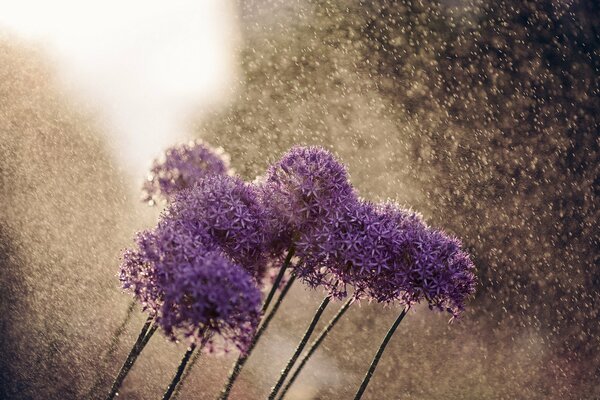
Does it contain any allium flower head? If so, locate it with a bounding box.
[120,217,218,315]
[120,230,261,351]
[142,140,231,204]
[167,174,270,282]
[360,203,476,317]
[158,251,261,351]
[259,146,358,258]
[294,199,476,316]
[261,146,356,230]
[294,201,423,298]
[390,228,476,318]
[293,200,376,297]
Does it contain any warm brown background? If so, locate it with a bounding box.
[1,0,598,399]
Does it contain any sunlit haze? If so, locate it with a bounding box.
[1,1,597,399]
[0,0,238,181]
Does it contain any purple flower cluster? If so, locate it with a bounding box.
[294,199,475,316]
[120,219,261,351]
[258,146,357,255]
[122,173,275,348]
[255,146,475,315]
[359,203,476,317]
[159,252,261,351]
[167,175,270,282]
[142,140,231,204]
[121,143,476,349]
[120,217,212,314]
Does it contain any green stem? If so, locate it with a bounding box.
[86,300,136,398]
[263,246,295,314]
[268,295,331,399]
[106,300,137,358]
[171,345,202,400]
[353,308,408,400]
[218,273,297,400]
[105,317,157,400]
[277,297,353,399]
[162,343,198,400]
[140,323,155,348]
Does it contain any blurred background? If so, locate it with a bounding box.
[0,0,598,399]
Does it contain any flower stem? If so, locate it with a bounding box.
[218,272,297,400]
[277,296,354,399]
[86,300,137,398]
[140,323,155,348]
[162,343,198,400]
[105,317,157,400]
[106,300,137,358]
[353,307,408,400]
[268,295,331,400]
[171,345,202,400]
[263,246,295,314]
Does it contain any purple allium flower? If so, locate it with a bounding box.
[166,175,271,282]
[293,201,370,297]
[142,140,231,204]
[158,251,261,351]
[381,227,476,318]
[120,222,261,352]
[262,146,356,229]
[120,218,218,315]
[294,199,476,316]
[294,200,411,298]
[359,202,476,317]
[258,146,358,257]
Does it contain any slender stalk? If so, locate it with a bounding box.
[263,246,295,314]
[277,297,354,399]
[218,274,296,400]
[353,308,408,400]
[140,323,156,348]
[105,317,157,400]
[105,300,137,358]
[171,345,202,400]
[86,301,137,398]
[162,343,198,400]
[268,295,331,399]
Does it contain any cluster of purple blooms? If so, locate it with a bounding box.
[296,200,475,317]
[120,144,476,352]
[166,175,271,282]
[142,139,231,204]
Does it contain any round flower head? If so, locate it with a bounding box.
[261,146,357,235]
[120,221,261,352]
[294,200,423,298]
[120,216,219,314]
[362,203,477,318]
[167,175,270,282]
[294,200,375,298]
[295,199,476,317]
[158,251,261,352]
[397,228,476,317]
[142,139,231,204]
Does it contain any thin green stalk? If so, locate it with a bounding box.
[353,308,408,400]
[86,300,137,398]
[105,317,157,400]
[105,300,137,358]
[277,297,354,399]
[171,346,202,400]
[218,273,297,400]
[262,246,295,314]
[140,323,156,348]
[162,343,198,400]
[268,295,331,399]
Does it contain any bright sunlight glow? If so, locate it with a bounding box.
[0,0,238,181]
